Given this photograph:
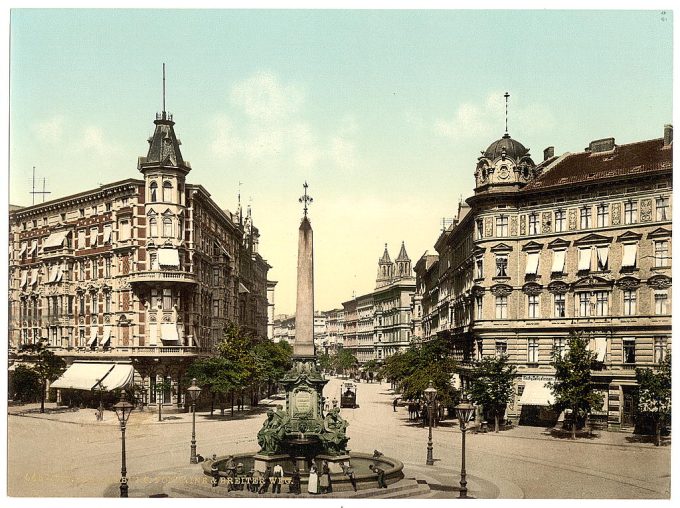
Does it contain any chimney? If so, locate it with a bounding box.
[588,137,615,153]
[543,146,555,161]
[664,124,673,146]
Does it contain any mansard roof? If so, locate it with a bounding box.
[138,112,191,174]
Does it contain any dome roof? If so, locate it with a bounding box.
[483,133,529,160]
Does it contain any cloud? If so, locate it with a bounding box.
[31,115,65,144]
[210,71,362,176]
[434,92,554,141]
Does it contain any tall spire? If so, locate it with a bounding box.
[396,241,410,261]
[299,181,313,219]
[503,91,510,138]
[162,63,166,118]
[380,243,391,263]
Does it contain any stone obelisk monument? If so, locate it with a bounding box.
[294,182,315,358]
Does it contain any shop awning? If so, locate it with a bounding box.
[158,248,180,268]
[98,364,134,391]
[18,243,26,257]
[622,243,638,268]
[578,248,591,271]
[28,240,37,256]
[239,283,250,294]
[51,362,116,391]
[525,252,539,275]
[518,380,555,406]
[100,327,112,348]
[160,323,180,342]
[42,231,69,250]
[551,250,566,273]
[30,269,39,286]
[87,328,98,347]
[20,271,27,288]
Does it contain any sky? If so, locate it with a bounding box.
[8,8,674,315]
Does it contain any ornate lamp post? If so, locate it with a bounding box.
[113,390,134,498]
[187,378,202,464]
[454,395,476,498]
[424,381,437,466]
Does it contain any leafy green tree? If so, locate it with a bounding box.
[362,359,380,380]
[17,341,66,413]
[251,339,293,397]
[547,331,604,439]
[10,364,41,402]
[333,348,358,376]
[468,355,517,432]
[318,353,333,373]
[154,378,173,421]
[636,352,671,446]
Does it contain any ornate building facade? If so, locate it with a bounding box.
[8,108,271,409]
[415,125,672,429]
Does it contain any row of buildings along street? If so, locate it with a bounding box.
[273,124,673,431]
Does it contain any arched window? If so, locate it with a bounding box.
[149,217,157,237]
[162,181,173,202]
[177,214,184,240]
[163,217,173,238]
[149,181,158,202]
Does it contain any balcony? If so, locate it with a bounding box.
[50,345,210,357]
[127,270,197,286]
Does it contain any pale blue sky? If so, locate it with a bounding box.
[9,9,673,314]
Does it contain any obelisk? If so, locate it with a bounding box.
[294,182,315,358]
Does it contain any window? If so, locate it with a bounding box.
[596,246,609,271]
[654,240,670,267]
[475,295,483,319]
[149,181,158,202]
[91,206,97,215]
[78,229,86,248]
[496,216,508,237]
[60,213,66,222]
[551,250,566,274]
[578,292,590,317]
[578,247,591,272]
[596,204,609,227]
[79,262,85,281]
[623,339,636,364]
[594,291,609,316]
[623,290,637,316]
[495,340,507,357]
[528,213,539,235]
[525,252,539,275]
[149,252,158,270]
[79,296,85,315]
[151,289,161,309]
[656,197,669,221]
[213,298,220,317]
[119,220,131,241]
[103,224,112,244]
[553,337,566,359]
[475,256,483,279]
[495,255,508,277]
[654,337,667,364]
[105,293,111,314]
[105,257,111,277]
[79,208,85,218]
[475,339,483,361]
[624,200,637,224]
[178,215,184,240]
[527,338,539,363]
[495,295,508,319]
[67,296,73,315]
[162,217,173,238]
[580,206,591,229]
[162,181,173,202]
[149,216,158,237]
[213,267,220,285]
[476,219,484,239]
[106,202,112,212]
[554,293,566,317]
[527,294,539,318]
[621,243,638,269]
[654,290,668,315]
[554,210,565,232]
[163,289,172,311]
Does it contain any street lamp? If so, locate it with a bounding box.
[424,380,437,466]
[187,378,202,464]
[454,394,475,498]
[113,390,134,498]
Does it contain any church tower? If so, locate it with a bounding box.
[395,241,412,278]
[376,244,395,289]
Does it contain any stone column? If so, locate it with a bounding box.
[294,217,315,358]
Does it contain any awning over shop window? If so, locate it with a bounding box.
[98,364,134,391]
[160,323,180,342]
[551,250,566,273]
[51,362,115,391]
[525,252,540,275]
[48,265,63,283]
[578,248,591,271]
[20,271,27,288]
[18,243,26,257]
[30,269,39,286]
[239,283,250,294]
[42,231,69,250]
[622,243,638,268]
[28,240,37,256]
[518,380,555,406]
[158,248,180,268]
[87,328,98,347]
[100,327,112,348]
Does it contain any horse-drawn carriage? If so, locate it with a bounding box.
[340,382,357,408]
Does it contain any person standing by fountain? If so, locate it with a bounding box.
[319,460,332,494]
[307,463,319,494]
[289,466,301,495]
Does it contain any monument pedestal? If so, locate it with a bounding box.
[315,453,352,473]
[252,453,290,473]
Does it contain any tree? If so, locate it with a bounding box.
[362,359,380,381]
[547,331,604,439]
[636,352,671,446]
[154,378,173,421]
[10,365,41,402]
[317,353,333,373]
[17,341,66,413]
[333,348,358,376]
[468,355,517,432]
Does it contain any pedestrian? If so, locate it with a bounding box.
[258,466,271,494]
[307,464,319,495]
[369,464,387,489]
[246,468,256,492]
[332,398,338,409]
[319,460,331,494]
[272,463,284,494]
[235,463,245,491]
[225,455,236,492]
[342,462,357,492]
[210,462,220,488]
[289,466,301,495]
[393,397,398,412]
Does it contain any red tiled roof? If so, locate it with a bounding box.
[523,138,672,191]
